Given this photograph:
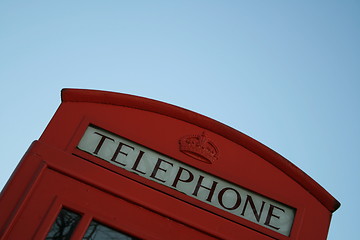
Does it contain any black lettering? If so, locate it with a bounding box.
[171,167,194,188]
[240,195,266,222]
[264,204,285,230]
[111,142,134,166]
[218,187,241,210]
[131,150,146,174]
[192,175,218,202]
[150,158,173,183]
[93,132,115,154]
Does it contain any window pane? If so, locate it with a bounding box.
[46,208,82,240]
[83,220,138,240]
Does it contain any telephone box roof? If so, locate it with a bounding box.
[61,88,340,213]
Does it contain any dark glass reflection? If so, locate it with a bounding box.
[83,221,139,240]
[46,208,82,240]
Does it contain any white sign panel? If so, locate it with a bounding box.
[77,125,295,236]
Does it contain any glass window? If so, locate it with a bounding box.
[46,208,82,240]
[83,220,139,240]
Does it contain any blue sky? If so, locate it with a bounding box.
[1,1,359,239]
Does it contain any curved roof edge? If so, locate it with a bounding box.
[61,88,340,212]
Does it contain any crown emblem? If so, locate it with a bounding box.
[179,132,219,164]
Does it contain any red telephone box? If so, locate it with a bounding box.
[0,89,340,239]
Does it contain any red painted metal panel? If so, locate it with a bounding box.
[58,88,340,213]
[0,89,340,239]
[2,141,275,239]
